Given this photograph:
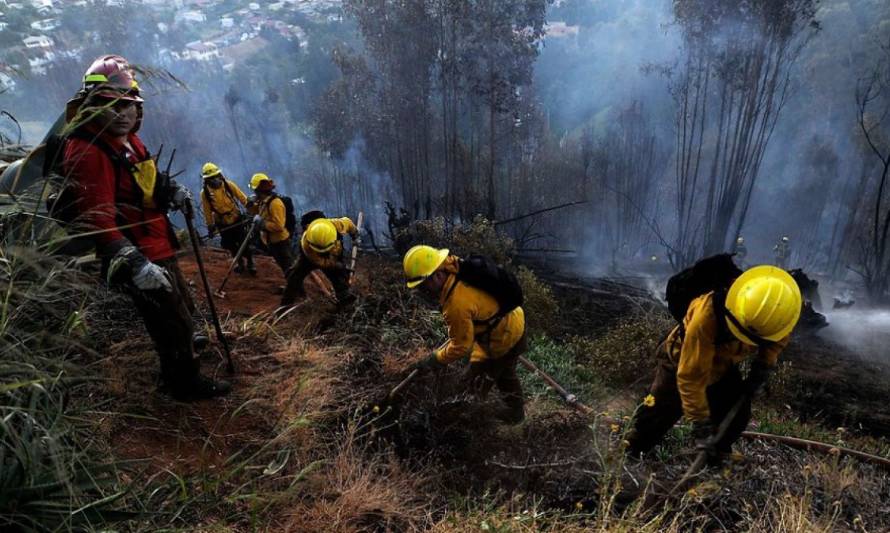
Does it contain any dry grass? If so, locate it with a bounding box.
[58,253,890,532]
[283,426,428,532]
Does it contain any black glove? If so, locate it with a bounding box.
[207,224,218,238]
[691,420,716,454]
[745,361,773,398]
[410,353,444,374]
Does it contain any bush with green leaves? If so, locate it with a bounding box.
[516,266,559,334]
[566,313,673,387]
[394,215,514,264]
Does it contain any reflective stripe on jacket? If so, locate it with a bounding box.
[667,291,788,422]
[299,217,357,269]
[435,255,526,364]
[201,179,248,226]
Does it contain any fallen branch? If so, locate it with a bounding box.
[516,248,577,254]
[493,201,588,226]
[741,431,890,470]
[485,458,587,470]
[594,414,890,472]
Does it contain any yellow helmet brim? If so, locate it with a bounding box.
[725,265,801,345]
[405,248,449,288]
[308,242,336,254]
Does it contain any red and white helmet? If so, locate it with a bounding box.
[81,54,143,102]
[66,54,144,131]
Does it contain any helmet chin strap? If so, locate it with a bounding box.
[724,308,772,347]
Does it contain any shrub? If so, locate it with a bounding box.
[394,215,514,264]
[516,266,559,334]
[567,313,673,387]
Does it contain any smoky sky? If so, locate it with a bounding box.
[4,0,888,266]
[536,0,887,275]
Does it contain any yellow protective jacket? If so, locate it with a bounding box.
[300,217,357,269]
[667,291,789,422]
[434,256,526,365]
[200,179,249,227]
[254,195,289,245]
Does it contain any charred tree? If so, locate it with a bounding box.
[668,0,820,266]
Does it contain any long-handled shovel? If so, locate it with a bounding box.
[216,216,261,298]
[370,340,450,414]
[517,355,594,415]
[349,211,364,286]
[666,394,749,497]
[183,197,236,374]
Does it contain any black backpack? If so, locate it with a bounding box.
[665,253,741,330]
[274,193,297,236]
[452,255,524,327]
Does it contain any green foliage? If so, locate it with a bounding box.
[521,336,605,404]
[567,314,673,387]
[516,266,558,334]
[395,215,515,263]
[0,246,137,531]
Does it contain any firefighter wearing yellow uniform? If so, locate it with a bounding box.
[403,245,527,424]
[626,266,802,461]
[200,163,255,274]
[248,173,292,276]
[280,216,358,308]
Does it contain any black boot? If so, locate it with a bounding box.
[246,256,257,276]
[495,396,525,425]
[193,333,210,352]
[234,259,245,274]
[170,372,231,401]
[336,292,357,309]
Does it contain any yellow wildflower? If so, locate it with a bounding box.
[643,394,656,408]
[575,501,584,511]
[610,424,620,433]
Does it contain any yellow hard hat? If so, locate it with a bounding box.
[403,245,449,288]
[305,219,338,253]
[201,162,221,179]
[250,172,273,190]
[725,265,802,346]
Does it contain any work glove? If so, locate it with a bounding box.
[744,360,773,398]
[207,224,217,238]
[252,214,263,228]
[109,245,172,292]
[691,419,716,455]
[410,353,445,374]
[168,181,192,212]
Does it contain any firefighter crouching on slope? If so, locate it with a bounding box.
[62,55,229,400]
[248,172,292,276]
[626,266,802,462]
[280,212,358,308]
[200,162,255,275]
[403,245,527,424]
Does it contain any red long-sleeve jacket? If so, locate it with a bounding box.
[62,130,177,261]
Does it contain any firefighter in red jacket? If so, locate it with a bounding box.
[62,55,229,401]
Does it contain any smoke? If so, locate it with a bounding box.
[818,309,890,365]
[537,0,890,276]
